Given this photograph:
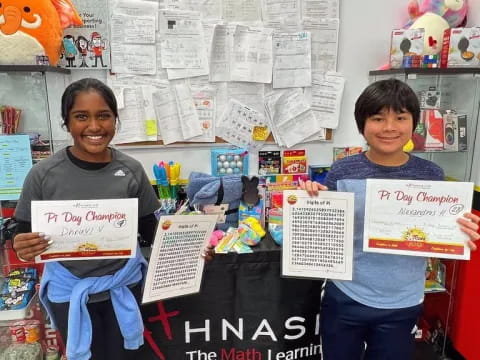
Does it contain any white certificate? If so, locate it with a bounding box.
[282,190,354,280]
[142,215,217,303]
[31,199,138,262]
[364,179,474,260]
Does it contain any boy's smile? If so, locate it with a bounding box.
[363,107,413,166]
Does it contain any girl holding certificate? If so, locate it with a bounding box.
[301,79,480,360]
[11,78,213,360]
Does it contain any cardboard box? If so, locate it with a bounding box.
[420,88,441,109]
[390,28,425,69]
[441,27,480,68]
[443,112,467,152]
[423,109,444,151]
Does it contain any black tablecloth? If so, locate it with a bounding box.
[139,236,323,359]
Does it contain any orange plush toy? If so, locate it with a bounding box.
[0,0,82,65]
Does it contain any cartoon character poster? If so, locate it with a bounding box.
[59,0,110,69]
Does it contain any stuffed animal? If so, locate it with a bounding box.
[404,0,467,55]
[0,0,82,66]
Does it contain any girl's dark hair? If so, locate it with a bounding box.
[61,78,118,129]
[354,78,420,134]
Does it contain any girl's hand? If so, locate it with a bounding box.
[298,179,328,196]
[13,232,52,261]
[202,244,215,262]
[457,212,480,251]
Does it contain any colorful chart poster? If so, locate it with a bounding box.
[32,199,138,262]
[0,135,32,200]
[282,190,354,280]
[364,179,474,260]
[142,215,217,303]
[60,0,110,69]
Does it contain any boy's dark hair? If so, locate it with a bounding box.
[354,78,420,134]
[61,78,118,129]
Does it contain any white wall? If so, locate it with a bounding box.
[65,0,480,183]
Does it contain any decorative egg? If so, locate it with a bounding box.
[233,167,240,174]
[226,168,233,174]
[223,161,230,168]
[236,161,243,168]
[219,155,227,161]
[227,155,234,161]
[217,161,223,169]
[233,155,240,161]
[219,168,226,174]
[230,161,236,168]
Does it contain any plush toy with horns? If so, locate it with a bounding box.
[0,0,82,65]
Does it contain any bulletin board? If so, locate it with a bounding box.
[62,0,341,150]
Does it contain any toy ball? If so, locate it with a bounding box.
[233,155,241,161]
[237,161,243,168]
[226,168,233,174]
[219,155,227,161]
[219,168,226,174]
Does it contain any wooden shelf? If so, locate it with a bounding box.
[0,65,70,74]
[117,129,333,147]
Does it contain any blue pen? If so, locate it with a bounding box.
[153,163,171,199]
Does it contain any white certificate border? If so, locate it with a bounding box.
[363,179,473,260]
[32,199,138,262]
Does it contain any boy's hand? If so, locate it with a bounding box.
[202,244,215,262]
[298,179,328,196]
[457,212,480,251]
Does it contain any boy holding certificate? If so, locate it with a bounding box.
[301,79,480,360]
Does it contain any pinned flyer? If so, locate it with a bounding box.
[364,179,474,260]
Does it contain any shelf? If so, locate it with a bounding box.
[369,68,480,76]
[0,65,70,74]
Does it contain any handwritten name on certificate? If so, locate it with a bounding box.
[282,190,354,280]
[142,215,217,303]
[364,179,474,260]
[31,199,138,262]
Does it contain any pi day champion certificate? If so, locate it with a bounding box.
[364,179,474,260]
[32,199,138,262]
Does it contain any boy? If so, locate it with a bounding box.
[301,79,479,360]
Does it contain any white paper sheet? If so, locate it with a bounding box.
[186,89,216,142]
[223,0,262,22]
[158,10,208,70]
[142,215,217,303]
[282,190,354,280]
[209,24,234,82]
[302,18,339,74]
[261,0,301,21]
[265,88,320,147]
[364,179,474,260]
[231,26,274,83]
[111,44,157,75]
[272,31,312,88]
[32,199,138,262]
[301,0,339,19]
[113,87,157,143]
[309,71,345,129]
[176,0,222,19]
[111,13,156,44]
[217,99,269,150]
